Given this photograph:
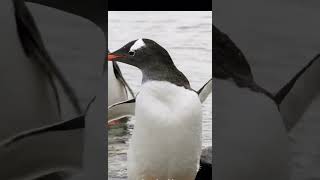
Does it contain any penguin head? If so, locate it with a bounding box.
[107,38,175,70]
[108,38,191,88]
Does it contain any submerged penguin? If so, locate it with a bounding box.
[108,39,212,180]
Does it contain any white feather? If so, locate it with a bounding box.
[130,39,146,52]
[127,81,202,180]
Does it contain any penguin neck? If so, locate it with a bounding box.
[141,64,191,90]
[214,78,239,93]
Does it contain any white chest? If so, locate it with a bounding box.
[127,81,202,180]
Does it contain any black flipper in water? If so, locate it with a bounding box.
[275,54,320,131]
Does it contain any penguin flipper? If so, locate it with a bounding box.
[0,127,83,180]
[108,98,136,122]
[197,78,213,103]
[0,116,84,147]
[0,97,95,147]
[275,54,320,131]
[112,61,135,98]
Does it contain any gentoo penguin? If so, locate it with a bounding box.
[108,38,212,180]
[212,24,290,180]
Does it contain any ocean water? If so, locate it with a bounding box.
[108,11,212,179]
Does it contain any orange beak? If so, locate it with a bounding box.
[107,54,124,61]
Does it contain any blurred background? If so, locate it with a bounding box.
[108,11,212,179]
[215,1,320,179]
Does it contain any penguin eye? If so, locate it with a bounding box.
[129,51,135,56]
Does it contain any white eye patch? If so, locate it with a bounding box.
[130,38,146,52]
